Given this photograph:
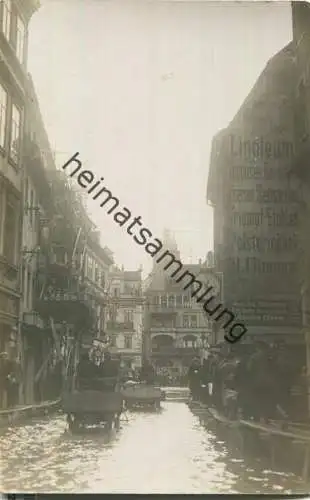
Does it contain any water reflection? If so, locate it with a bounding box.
[0,402,308,493]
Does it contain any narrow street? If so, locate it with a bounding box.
[0,402,306,494]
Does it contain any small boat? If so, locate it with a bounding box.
[121,381,164,410]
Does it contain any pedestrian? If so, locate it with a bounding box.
[247,342,277,422]
[99,351,119,390]
[0,352,10,408]
[5,355,21,408]
[187,357,201,402]
[76,351,99,390]
[199,357,212,405]
[140,359,155,385]
[51,360,63,399]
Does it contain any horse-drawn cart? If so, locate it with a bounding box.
[62,377,124,432]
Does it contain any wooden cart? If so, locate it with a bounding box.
[62,388,124,432]
[121,382,164,410]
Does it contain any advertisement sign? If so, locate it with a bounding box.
[231,298,301,327]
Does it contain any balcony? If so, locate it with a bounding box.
[150,326,176,333]
[109,295,145,306]
[87,281,108,304]
[106,321,134,331]
[151,346,199,356]
[35,287,95,328]
[149,302,194,311]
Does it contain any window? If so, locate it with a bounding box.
[111,335,117,347]
[2,0,11,40]
[161,295,167,308]
[153,295,160,305]
[168,294,175,307]
[183,316,190,328]
[124,310,133,323]
[27,270,32,309]
[29,189,33,226]
[183,336,196,348]
[176,295,183,306]
[124,336,132,349]
[113,287,119,297]
[9,104,21,164]
[24,177,28,207]
[0,84,7,149]
[3,194,17,263]
[94,265,100,283]
[183,294,190,307]
[190,315,197,328]
[21,265,26,307]
[100,273,105,288]
[16,16,25,63]
[86,255,92,278]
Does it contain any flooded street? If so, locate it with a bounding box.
[0,402,307,494]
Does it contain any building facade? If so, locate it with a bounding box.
[207,42,302,345]
[19,101,113,403]
[0,0,39,360]
[20,73,56,403]
[81,238,113,343]
[143,231,221,378]
[290,1,310,410]
[106,266,144,370]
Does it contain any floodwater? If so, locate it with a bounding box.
[0,402,307,494]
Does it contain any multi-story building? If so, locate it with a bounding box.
[290,1,310,410]
[143,230,222,377]
[207,41,302,346]
[0,0,39,359]
[106,266,144,370]
[18,80,113,402]
[20,74,55,403]
[81,238,113,342]
[33,170,115,389]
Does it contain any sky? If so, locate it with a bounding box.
[28,0,292,275]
